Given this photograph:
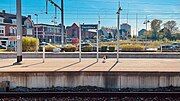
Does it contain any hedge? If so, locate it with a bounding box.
[64,45,76,52]
[108,46,115,52]
[121,44,144,52]
[39,44,56,52]
[82,45,93,52]
[101,46,108,52]
[22,37,39,52]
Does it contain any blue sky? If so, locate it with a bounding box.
[0,0,180,35]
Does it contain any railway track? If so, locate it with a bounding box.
[0,92,179,98]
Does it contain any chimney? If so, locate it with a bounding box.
[2,10,5,14]
[27,15,31,19]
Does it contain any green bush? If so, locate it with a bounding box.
[121,44,144,52]
[39,44,56,52]
[64,45,76,52]
[101,46,108,52]
[108,46,115,52]
[82,45,93,52]
[45,45,56,52]
[22,37,39,52]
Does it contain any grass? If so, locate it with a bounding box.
[100,40,180,49]
[0,49,6,52]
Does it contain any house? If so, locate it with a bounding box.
[99,28,117,41]
[34,24,65,44]
[138,29,147,36]
[66,23,98,43]
[66,23,79,43]
[0,10,34,47]
[120,23,131,39]
[66,23,79,39]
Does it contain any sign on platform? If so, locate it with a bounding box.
[81,24,98,29]
[17,35,21,40]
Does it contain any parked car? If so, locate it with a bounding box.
[39,42,48,46]
[0,45,6,49]
[158,45,176,52]
[172,42,180,50]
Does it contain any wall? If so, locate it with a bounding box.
[0,52,180,59]
[0,72,179,89]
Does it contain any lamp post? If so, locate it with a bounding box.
[51,18,57,44]
[34,14,38,39]
[143,16,150,49]
[116,2,122,63]
[14,0,22,65]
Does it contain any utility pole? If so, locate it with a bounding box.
[127,3,129,23]
[61,0,64,48]
[96,16,100,62]
[52,17,57,43]
[34,14,38,39]
[46,0,64,47]
[34,14,39,52]
[116,2,122,63]
[79,23,82,62]
[143,15,150,49]
[136,13,138,41]
[14,0,22,65]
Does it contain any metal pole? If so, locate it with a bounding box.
[116,2,121,63]
[35,14,39,53]
[43,44,45,63]
[61,0,64,48]
[35,14,38,39]
[145,15,148,49]
[42,26,45,63]
[15,0,22,64]
[79,24,82,62]
[136,13,138,40]
[53,18,56,43]
[97,16,100,62]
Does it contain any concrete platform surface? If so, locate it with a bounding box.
[0,58,179,72]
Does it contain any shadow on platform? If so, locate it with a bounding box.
[21,62,44,68]
[108,61,118,71]
[79,61,98,71]
[55,61,81,71]
[0,65,14,68]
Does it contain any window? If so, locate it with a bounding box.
[0,18,4,23]
[0,26,5,35]
[14,28,17,35]
[27,29,32,35]
[10,27,17,35]
[10,27,13,33]
[47,28,51,32]
[26,23,31,28]
[12,19,16,24]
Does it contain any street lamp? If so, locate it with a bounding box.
[34,14,38,39]
[143,16,150,49]
[116,2,122,63]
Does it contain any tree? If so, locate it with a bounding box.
[151,19,162,32]
[163,20,178,34]
[174,33,180,40]
[150,19,162,41]
[159,28,172,40]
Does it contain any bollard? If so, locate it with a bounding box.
[42,43,45,63]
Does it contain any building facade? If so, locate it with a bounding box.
[34,24,65,44]
[120,23,131,39]
[0,10,34,47]
[66,23,79,43]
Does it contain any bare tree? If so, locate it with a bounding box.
[164,20,178,34]
[151,19,162,32]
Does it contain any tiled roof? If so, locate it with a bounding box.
[0,11,27,24]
